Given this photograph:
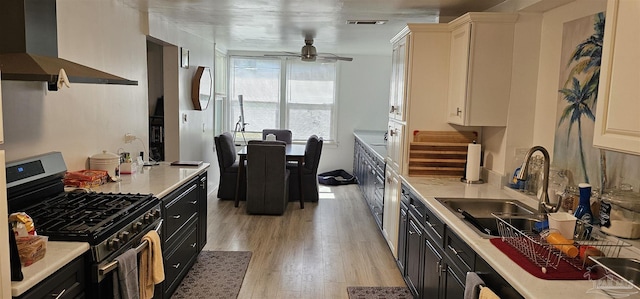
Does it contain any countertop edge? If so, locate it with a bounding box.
[353,131,387,162]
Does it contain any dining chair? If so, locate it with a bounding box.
[245,141,290,215]
[214,132,244,200]
[262,129,293,144]
[288,135,323,202]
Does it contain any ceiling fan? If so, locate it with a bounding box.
[265,39,353,62]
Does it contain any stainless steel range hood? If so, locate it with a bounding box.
[0,0,138,90]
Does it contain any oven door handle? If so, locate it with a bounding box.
[98,219,163,276]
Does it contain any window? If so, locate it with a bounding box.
[227,56,337,143]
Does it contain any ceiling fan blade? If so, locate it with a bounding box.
[264,53,301,58]
[317,54,353,61]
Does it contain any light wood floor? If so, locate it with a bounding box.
[202,184,406,299]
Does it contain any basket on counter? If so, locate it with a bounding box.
[492,212,632,272]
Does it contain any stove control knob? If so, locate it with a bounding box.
[132,221,143,233]
[119,231,130,242]
[144,214,152,224]
[108,238,121,250]
[152,209,161,219]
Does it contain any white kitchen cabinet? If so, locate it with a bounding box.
[387,121,404,172]
[382,166,400,257]
[593,0,640,155]
[388,24,451,175]
[389,36,407,121]
[447,13,518,126]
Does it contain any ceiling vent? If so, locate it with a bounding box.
[346,20,387,25]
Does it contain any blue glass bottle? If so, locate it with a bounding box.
[574,183,593,225]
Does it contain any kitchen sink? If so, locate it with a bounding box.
[436,197,539,238]
[590,257,640,291]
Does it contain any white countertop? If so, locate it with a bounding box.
[90,162,210,198]
[11,241,90,297]
[403,176,640,299]
[10,162,210,297]
[353,130,387,161]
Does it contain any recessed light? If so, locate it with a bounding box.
[346,20,387,25]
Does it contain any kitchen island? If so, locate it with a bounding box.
[10,162,210,298]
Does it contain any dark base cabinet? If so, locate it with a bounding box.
[398,183,523,299]
[160,171,208,298]
[354,138,385,231]
[15,253,87,299]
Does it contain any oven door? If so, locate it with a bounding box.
[89,218,163,298]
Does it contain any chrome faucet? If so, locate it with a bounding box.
[516,146,562,213]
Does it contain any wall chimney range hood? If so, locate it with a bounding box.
[0,0,138,90]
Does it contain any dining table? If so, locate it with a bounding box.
[235,143,306,209]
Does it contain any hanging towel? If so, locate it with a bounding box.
[464,272,485,299]
[479,286,500,299]
[139,230,164,299]
[113,249,139,299]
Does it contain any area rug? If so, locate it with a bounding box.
[171,251,252,299]
[347,286,412,299]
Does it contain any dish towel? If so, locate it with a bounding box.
[113,249,139,299]
[464,272,485,299]
[479,286,500,299]
[139,230,164,299]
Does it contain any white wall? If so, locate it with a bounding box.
[318,55,391,173]
[0,0,218,191]
[484,0,607,180]
[1,0,148,170]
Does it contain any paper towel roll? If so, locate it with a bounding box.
[465,143,481,182]
[266,134,276,141]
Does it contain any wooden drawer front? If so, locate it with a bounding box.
[16,254,86,299]
[424,207,445,248]
[444,230,474,272]
[164,183,198,243]
[164,223,198,298]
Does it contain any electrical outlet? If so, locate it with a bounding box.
[124,133,136,143]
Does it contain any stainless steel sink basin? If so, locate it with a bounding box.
[590,257,640,291]
[436,198,538,238]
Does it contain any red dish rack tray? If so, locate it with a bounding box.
[492,212,632,272]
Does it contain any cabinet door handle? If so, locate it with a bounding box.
[191,242,197,248]
[52,289,66,299]
[448,244,462,256]
[189,200,197,205]
[456,107,462,116]
[172,263,181,269]
[408,230,415,235]
[390,105,396,113]
[172,214,181,219]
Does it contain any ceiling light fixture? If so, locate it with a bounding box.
[346,20,387,25]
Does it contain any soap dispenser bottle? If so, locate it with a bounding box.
[574,183,593,224]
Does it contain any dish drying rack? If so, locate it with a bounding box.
[492,212,632,272]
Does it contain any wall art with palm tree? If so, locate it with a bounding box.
[553,12,640,192]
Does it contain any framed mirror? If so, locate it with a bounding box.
[191,66,212,110]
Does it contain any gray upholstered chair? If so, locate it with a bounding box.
[245,141,290,215]
[214,132,244,200]
[262,129,293,144]
[288,135,323,202]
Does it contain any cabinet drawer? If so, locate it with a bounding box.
[16,254,86,299]
[163,221,198,298]
[407,195,426,226]
[444,229,474,272]
[424,207,445,247]
[164,182,199,243]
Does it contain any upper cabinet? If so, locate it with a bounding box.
[447,13,518,126]
[593,0,640,155]
[389,36,408,121]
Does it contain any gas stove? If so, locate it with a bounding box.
[6,152,162,289]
